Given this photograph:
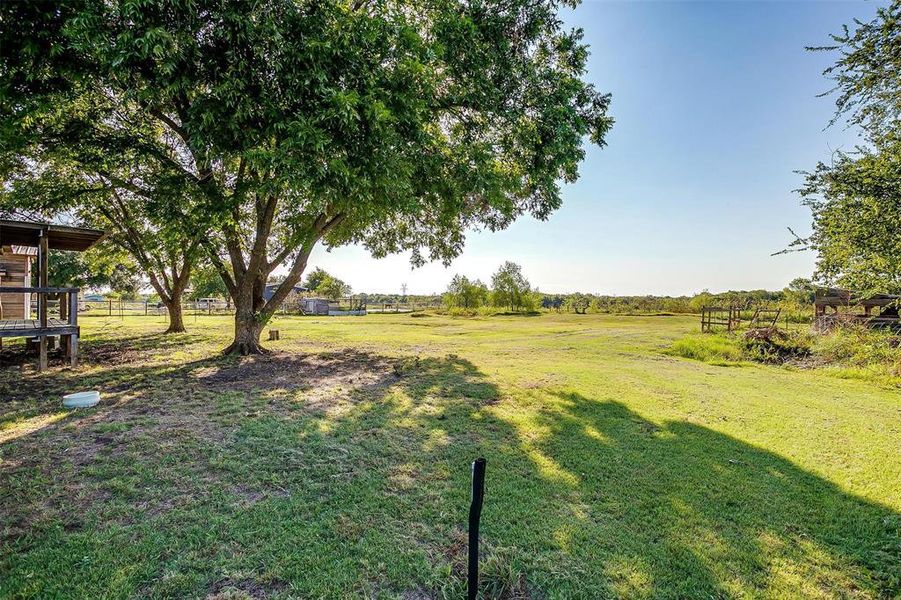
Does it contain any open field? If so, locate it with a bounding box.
[1,313,898,599]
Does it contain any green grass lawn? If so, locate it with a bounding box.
[1,313,898,599]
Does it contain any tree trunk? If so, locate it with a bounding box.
[164,297,186,333]
[224,308,266,355]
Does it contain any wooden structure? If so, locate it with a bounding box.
[0,245,36,318]
[0,220,105,370]
[814,287,901,330]
[749,307,781,329]
[299,296,367,316]
[301,297,333,315]
[701,306,741,332]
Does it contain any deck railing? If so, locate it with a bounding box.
[0,286,79,330]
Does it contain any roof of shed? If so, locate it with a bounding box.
[0,220,106,252]
[815,287,901,307]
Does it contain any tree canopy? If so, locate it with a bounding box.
[48,245,140,293]
[800,149,901,294]
[800,2,901,294]
[302,268,331,294]
[189,262,230,302]
[302,268,351,300]
[1,0,611,352]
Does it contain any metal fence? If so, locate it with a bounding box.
[80,300,230,317]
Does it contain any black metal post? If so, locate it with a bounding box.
[468,457,486,600]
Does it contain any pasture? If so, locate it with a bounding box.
[1,313,898,599]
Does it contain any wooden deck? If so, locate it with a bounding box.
[0,287,80,368]
[0,318,77,338]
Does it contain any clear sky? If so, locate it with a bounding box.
[305,0,881,297]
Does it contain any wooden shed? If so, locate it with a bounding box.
[0,219,106,369]
[301,297,333,315]
[814,287,901,330]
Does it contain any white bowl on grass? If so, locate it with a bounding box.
[63,391,100,409]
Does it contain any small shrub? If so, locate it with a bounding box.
[812,325,901,378]
[741,328,812,363]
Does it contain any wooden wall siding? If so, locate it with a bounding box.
[0,246,31,319]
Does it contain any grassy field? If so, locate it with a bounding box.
[0,313,898,599]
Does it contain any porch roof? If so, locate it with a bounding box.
[0,220,106,252]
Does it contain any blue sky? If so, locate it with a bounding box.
[308,0,880,296]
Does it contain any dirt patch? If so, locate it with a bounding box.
[401,589,435,599]
[206,577,288,600]
[194,351,396,394]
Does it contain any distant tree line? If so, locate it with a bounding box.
[542,278,816,318]
[442,270,817,318]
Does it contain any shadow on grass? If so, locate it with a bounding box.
[515,391,899,597]
[0,330,207,371]
[0,347,897,598]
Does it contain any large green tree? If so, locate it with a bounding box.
[302,268,331,294]
[799,149,901,294]
[1,0,611,353]
[799,2,901,294]
[316,274,352,301]
[490,261,532,311]
[444,274,489,309]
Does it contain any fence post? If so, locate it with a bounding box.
[468,457,487,600]
[108,299,112,316]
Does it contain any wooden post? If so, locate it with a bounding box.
[38,335,47,371]
[69,291,79,367]
[37,232,49,371]
[109,299,112,316]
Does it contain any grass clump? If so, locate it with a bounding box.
[668,333,744,363]
[671,324,901,385]
[436,546,532,600]
[812,325,901,382]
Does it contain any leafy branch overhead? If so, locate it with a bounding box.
[800,1,901,295]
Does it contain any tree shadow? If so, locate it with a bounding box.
[0,349,516,597]
[0,330,206,370]
[513,391,899,597]
[0,350,897,598]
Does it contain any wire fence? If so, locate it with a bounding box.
[75,298,442,319]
